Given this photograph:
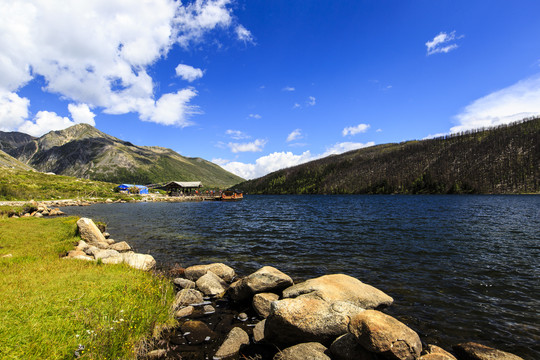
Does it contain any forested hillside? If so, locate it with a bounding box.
[237,117,540,194]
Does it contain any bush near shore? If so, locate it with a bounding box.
[0,216,176,359]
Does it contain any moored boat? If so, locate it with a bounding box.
[220,190,243,201]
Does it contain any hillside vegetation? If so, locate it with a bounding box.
[237,117,540,195]
[0,124,243,188]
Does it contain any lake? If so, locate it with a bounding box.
[62,195,540,359]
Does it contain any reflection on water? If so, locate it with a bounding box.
[63,195,540,359]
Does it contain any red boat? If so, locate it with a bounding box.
[220,190,243,201]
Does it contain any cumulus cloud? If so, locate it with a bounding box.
[286,129,303,142]
[342,123,370,136]
[426,31,463,55]
[220,141,375,179]
[68,103,96,125]
[228,139,267,153]
[0,0,248,134]
[236,25,254,43]
[18,111,73,137]
[307,96,316,106]
[0,91,30,131]
[226,129,250,140]
[451,74,540,133]
[175,64,204,82]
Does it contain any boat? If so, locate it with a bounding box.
[220,190,243,201]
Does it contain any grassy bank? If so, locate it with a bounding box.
[0,216,176,359]
[0,168,121,201]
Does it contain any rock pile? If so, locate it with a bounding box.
[64,217,155,271]
[152,263,524,360]
[8,201,65,218]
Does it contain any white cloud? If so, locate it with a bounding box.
[18,111,75,137]
[175,64,204,82]
[0,91,30,131]
[236,25,254,43]
[248,113,261,119]
[451,74,540,133]
[286,129,302,142]
[376,128,382,132]
[342,123,370,136]
[68,103,96,125]
[0,0,244,134]
[211,158,230,166]
[293,103,301,109]
[307,96,316,106]
[282,86,295,92]
[228,139,267,153]
[426,31,463,55]
[226,129,250,140]
[323,142,375,156]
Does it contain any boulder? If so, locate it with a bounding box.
[419,345,457,360]
[283,274,393,309]
[173,289,204,309]
[452,342,524,360]
[265,297,364,346]
[195,271,228,297]
[76,218,109,248]
[214,327,249,359]
[175,306,194,318]
[230,266,293,301]
[93,249,120,260]
[66,250,94,261]
[349,310,422,360]
[84,245,100,256]
[33,212,43,218]
[253,292,280,318]
[101,255,124,265]
[109,241,132,252]
[180,320,215,345]
[104,237,116,245]
[274,342,331,360]
[253,319,266,343]
[75,240,89,252]
[330,334,377,360]
[184,263,235,282]
[121,252,155,271]
[173,278,196,289]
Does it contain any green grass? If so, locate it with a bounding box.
[0,168,122,201]
[0,216,176,359]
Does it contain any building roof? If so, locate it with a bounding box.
[118,184,148,189]
[164,181,203,188]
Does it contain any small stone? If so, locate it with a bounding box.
[175,306,194,318]
[34,212,43,218]
[174,289,205,309]
[103,232,110,238]
[147,349,167,359]
[196,271,228,297]
[173,278,196,289]
[185,263,236,282]
[452,342,524,360]
[203,305,215,314]
[237,312,248,321]
[1,254,13,258]
[109,241,131,252]
[180,320,215,345]
[214,327,249,359]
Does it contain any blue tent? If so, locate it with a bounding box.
[117,184,149,194]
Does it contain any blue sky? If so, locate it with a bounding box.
[1,0,539,179]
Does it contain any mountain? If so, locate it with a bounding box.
[237,117,540,195]
[0,124,244,187]
[0,149,35,171]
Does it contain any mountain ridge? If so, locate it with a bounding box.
[0,124,244,187]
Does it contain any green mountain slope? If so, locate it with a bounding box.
[0,150,35,171]
[237,117,540,195]
[0,124,243,188]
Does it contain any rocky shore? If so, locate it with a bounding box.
[60,217,525,360]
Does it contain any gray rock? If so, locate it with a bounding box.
[84,245,100,256]
[203,305,215,314]
[109,241,132,252]
[274,342,331,360]
[196,271,228,297]
[180,320,215,345]
[214,327,249,359]
[253,319,266,343]
[265,297,364,346]
[173,278,196,289]
[253,292,279,318]
[94,249,120,260]
[230,266,293,301]
[283,274,393,309]
[75,240,89,252]
[121,252,155,271]
[173,289,204,309]
[76,218,109,248]
[419,344,457,360]
[452,342,523,360]
[349,310,422,360]
[101,255,124,265]
[184,263,236,282]
[330,334,377,360]
[175,306,194,318]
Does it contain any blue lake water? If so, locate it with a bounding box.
[62,195,540,359]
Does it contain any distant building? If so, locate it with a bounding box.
[163,181,202,196]
[117,184,149,195]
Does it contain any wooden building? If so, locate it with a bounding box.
[164,181,203,196]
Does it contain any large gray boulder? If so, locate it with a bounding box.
[121,252,155,271]
[93,249,120,260]
[196,271,228,297]
[452,342,524,360]
[184,263,235,282]
[76,218,109,249]
[330,334,378,360]
[349,310,422,360]
[265,297,364,346]
[109,241,131,252]
[283,274,393,309]
[274,342,331,360]
[214,327,249,359]
[230,266,293,301]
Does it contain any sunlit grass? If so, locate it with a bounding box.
[0,216,176,359]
